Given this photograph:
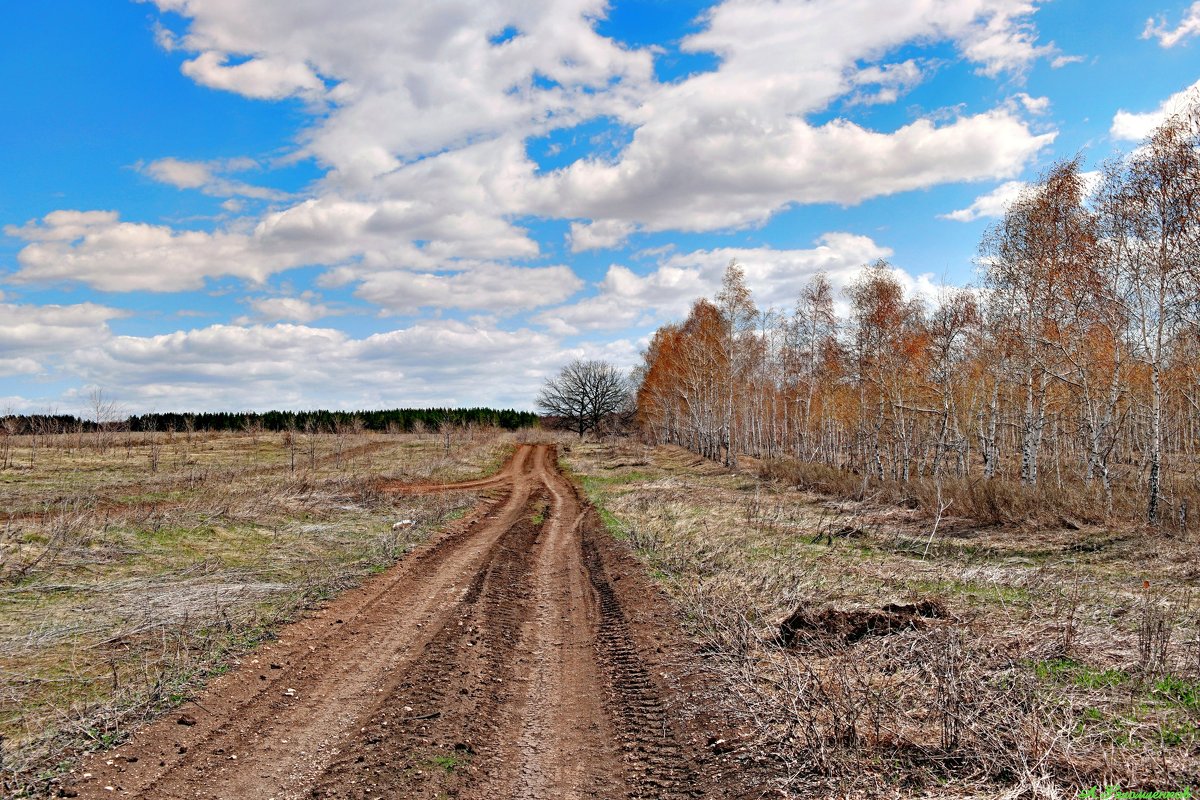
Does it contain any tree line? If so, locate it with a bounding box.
[1,406,539,436]
[636,101,1200,527]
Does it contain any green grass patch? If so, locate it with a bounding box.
[908,577,1031,606]
[530,498,548,526]
[1154,676,1200,709]
[422,751,468,772]
[1034,658,1128,689]
[597,507,628,541]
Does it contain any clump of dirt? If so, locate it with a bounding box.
[777,598,946,647]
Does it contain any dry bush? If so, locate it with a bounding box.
[758,456,1200,535]
[676,577,1200,796]
[569,440,1200,798]
[757,459,864,499]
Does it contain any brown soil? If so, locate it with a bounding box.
[60,444,759,799]
[777,598,947,646]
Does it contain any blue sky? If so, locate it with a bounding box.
[1,0,1198,414]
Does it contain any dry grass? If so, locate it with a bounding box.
[0,426,515,797]
[563,440,1200,798]
[758,456,1200,536]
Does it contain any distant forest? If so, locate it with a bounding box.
[1,407,539,434]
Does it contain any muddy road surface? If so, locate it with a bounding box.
[65,444,752,799]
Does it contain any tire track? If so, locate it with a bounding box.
[64,443,726,800]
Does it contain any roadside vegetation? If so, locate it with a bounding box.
[0,424,518,797]
[635,102,1200,535]
[564,439,1200,797]
[608,103,1200,795]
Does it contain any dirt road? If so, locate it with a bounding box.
[64,444,745,799]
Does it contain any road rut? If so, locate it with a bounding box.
[65,444,745,799]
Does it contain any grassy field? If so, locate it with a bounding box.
[562,440,1200,798]
[0,426,519,796]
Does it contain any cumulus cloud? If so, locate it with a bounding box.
[1013,92,1051,115]
[241,295,337,324]
[150,0,652,174]
[941,181,1028,222]
[955,0,1056,77]
[328,262,584,314]
[11,2,1062,298]
[1111,78,1200,141]
[1143,3,1200,48]
[536,233,894,334]
[6,211,286,291]
[523,0,1056,232]
[5,197,540,293]
[58,320,583,411]
[136,1,1056,255]
[846,59,927,107]
[568,219,636,252]
[941,169,1101,222]
[181,51,326,100]
[0,301,128,377]
[537,110,1053,232]
[140,157,288,200]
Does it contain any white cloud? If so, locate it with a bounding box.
[150,0,653,174]
[59,320,575,411]
[522,0,1056,232]
[141,157,287,200]
[0,358,41,376]
[845,59,928,107]
[2,1,1077,412]
[657,234,898,309]
[1144,3,1200,48]
[1050,54,1085,68]
[6,211,286,291]
[0,301,128,377]
[955,0,1056,77]
[1111,78,1200,141]
[8,2,1062,298]
[330,262,583,314]
[941,169,1102,222]
[181,51,325,100]
[536,233,894,334]
[1013,92,1051,115]
[538,110,1053,232]
[5,197,540,293]
[568,219,636,252]
[125,0,1057,260]
[941,180,1027,222]
[242,296,336,324]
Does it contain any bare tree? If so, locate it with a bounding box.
[982,159,1096,486]
[537,359,631,438]
[87,389,122,453]
[283,417,298,474]
[1098,106,1200,522]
